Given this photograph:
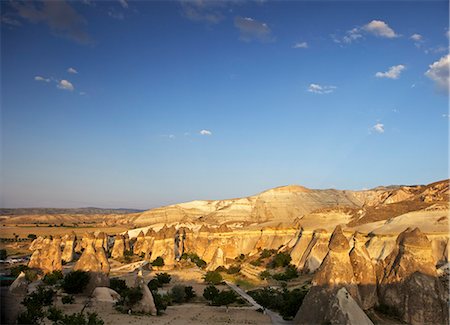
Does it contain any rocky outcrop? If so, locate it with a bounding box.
[378,228,448,325]
[206,247,225,271]
[74,235,110,294]
[92,287,120,303]
[28,237,62,274]
[325,288,374,325]
[133,231,145,256]
[61,232,76,263]
[294,226,362,324]
[8,272,28,295]
[111,235,126,259]
[133,270,157,315]
[349,232,377,309]
[29,236,45,251]
[299,229,330,273]
[95,232,108,252]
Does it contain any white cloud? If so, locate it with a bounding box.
[1,15,22,27]
[118,0,128,9]
[34,76,50,82]
[363,20,399,38]
[307,83,336,94]
[79,91,87,96]
[410,33,422,41]
[425,54,449,94]
[333,20,398,44]
[234,17,274,42]
[293,42,308,49]
[446,30,450,39]
[375,64,405,79]
[199,129,212,136]
[57,79,74,91]
[67,67,78,74]
[372,123,385,133]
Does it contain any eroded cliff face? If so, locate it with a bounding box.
[378,228,448,325]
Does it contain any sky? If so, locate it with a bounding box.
[1,0,449,209]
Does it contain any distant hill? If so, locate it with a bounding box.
[0,207,144,216]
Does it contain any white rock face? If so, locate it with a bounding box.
[326,288,374,325]
[92,287,120,303]
[8,272,28,295]
[133,270,157,316]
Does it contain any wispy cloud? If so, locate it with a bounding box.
[234,17,274,42]
[307,83,336,94]
[108,10,124,20]
[371,123,385,134]
[425,54,449,94]
[1,15,22,27]
[67,67,78,74]
[57,79,74,91]
[118,0,128,9]
[375,65,405,79]
[199,129,212,136]
[11,0,92,44]
[34,76,50,82]
[332,20,398,44]
[181,1,225,24]
[293,42,308,49]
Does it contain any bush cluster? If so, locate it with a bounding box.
[151,256,165,267]
[203,271,223,285]
[247,286,308,320]
[202,285,237,307]
[169,285,196,303]
[43,270,64,285]
[62,270,90,294]
[180,252,207,268]
[268,252,292,269]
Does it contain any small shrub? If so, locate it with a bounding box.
[215,266,227,272]
[269,252,292,268]
[272,265,298,281]
[170,285,186,303]
[120,287,143,308]
[226,265,241,274]
[24,269,39,282]
[250,259,262,267]
[260,249,276,259]
[27,234,37,240]
[47,306,64,322]
[62,295,75,304]
[110,278,128,296]
[43,270,64,285]
[152,256,165,267]
[151,291,171,315]
[184,286,196,301]
[147,278,161,291]
[259,270,271,280]
[203,285,219,301]
[10,265,29,278]
[62,270,90,294]
[203,271,223,285]
[212,290,237,307]
[155,272,171,285]
[181,252,206,268]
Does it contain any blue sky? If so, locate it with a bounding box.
[1,0,448,209]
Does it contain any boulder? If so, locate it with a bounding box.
[325,288,374,325]
[92,287,120,303]
[28,237,62,274]
[133,270,157,315]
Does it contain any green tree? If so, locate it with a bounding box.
[203,285,219,301]
[152,256,165,267]
[170,285,186,303]
[203,271,223,285]
[62,271,90,294]
[155,272,171,285]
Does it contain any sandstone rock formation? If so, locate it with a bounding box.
[28,237,62,274]
[8,272,28,295]
[325,287,374,325]
[133,231,145,256]
[294,226,362,324]
[111,234,126,259]
[92,287,120,303]
[133,270,157,315]
[206,247,225,271]
[61,232,77,263]
[349,232,377,309]
[74,234,110,294]
[378,227,448,325]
